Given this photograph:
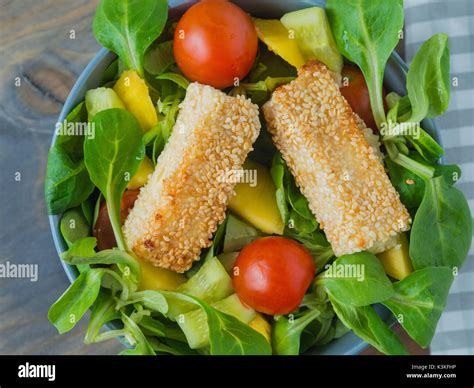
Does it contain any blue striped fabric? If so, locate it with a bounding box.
[405,0,474,355]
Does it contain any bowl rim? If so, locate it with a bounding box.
[48,47,110,285]
[47,5,443,355]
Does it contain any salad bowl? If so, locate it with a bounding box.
[48,0,447,355]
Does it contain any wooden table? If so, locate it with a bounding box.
[0,0,426,355]
[0,0,120,355]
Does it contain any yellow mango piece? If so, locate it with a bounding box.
[253,18,305,68]
[228,160,284,235]
[137,256,186,291]
[113,70,158,131]
[249,313,271,343]
[127,156,154,190]
[377,233,414,280]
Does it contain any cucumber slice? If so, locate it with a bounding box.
[179,256,233,299]
[85,87,125,121]
[281,7,343,73]
[178,294,256,349]
[166,257,233,320]
[223,214,262,252]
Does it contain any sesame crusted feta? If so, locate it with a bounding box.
[124,82,261,272]
[263,61,411,256]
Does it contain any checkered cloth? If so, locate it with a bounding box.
[405,0,474,355]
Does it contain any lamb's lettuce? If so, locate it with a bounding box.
[383,267,454,348]
[84,109,144,251]
[45,102,95,214]
[93,0,168,77]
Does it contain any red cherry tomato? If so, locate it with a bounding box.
[340,64,386,130]
[173,0,258,88]
[233,237,315,315]
[93,190,139,251]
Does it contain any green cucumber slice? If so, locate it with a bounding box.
[166,257,233,320]
[281,7,343,73]
[85,87,125,121]
[178,294,256,349]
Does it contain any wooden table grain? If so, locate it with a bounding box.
[0,0,426,356]
[0,0,121,355]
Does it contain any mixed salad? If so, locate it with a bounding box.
[45,0,472,355]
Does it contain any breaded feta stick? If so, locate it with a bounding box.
[124,83,261,272]
[262,61,411,256]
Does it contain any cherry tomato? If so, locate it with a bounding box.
[340,64,386,130]
[93,190,139,251]
[173,0,258,88]
[233,237,315,315]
